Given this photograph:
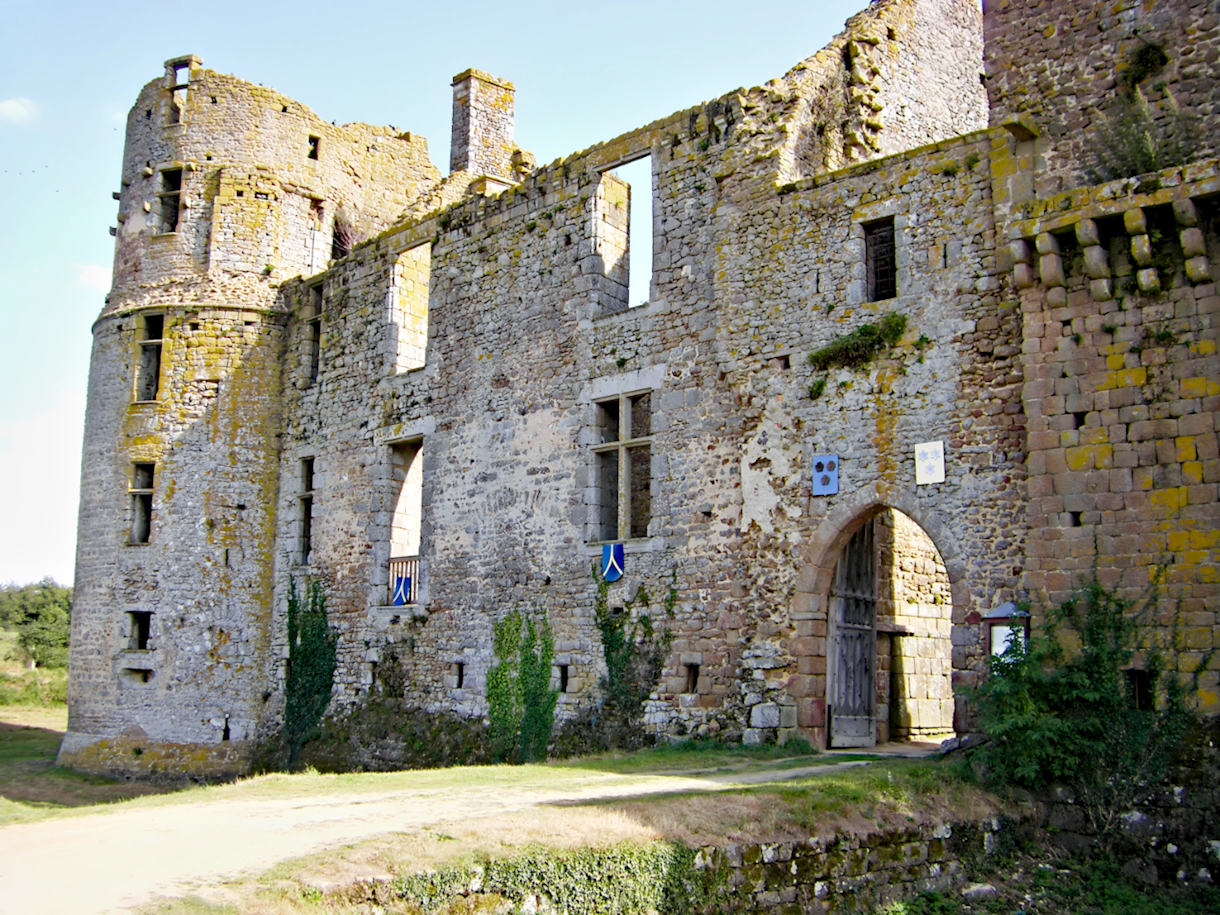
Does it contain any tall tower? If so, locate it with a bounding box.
[60,56,441,776]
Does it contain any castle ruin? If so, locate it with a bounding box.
[62,0,1220,776]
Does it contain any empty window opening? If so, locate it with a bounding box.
[158,168,182,233]
[453,662,465,689]
[130,463,155,544]
[1126,668,1153,710]
[558,664,570,693]
[596,155,654,312]
[221,718,231,741]
[128,611,152,650]
[591,391,652,541]
[121,668,154,685]
[685,663,700,694]
[770,354,791,371]
[389,440,423,605]
[1068,511,1082,528]
[305,285,323,385]
[136,314,164,401]
[390,244,431,373]
[300,458,315,565]
[1073,411,1089,428]
[865,217,897,301]
[307,135,320,160]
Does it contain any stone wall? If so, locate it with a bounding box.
[1007,159,1220,709]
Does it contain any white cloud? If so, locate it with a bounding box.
[0,98,38,124]
[75,263,112,292]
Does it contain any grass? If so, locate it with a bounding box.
[553,736,822,774]
[133,757,990,915]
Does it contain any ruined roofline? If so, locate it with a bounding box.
[129,62,432,151]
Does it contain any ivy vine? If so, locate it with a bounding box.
[284,576,337,769]
[487,608,558,763]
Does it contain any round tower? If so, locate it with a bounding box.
[61,55,441,776]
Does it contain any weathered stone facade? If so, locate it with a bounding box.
[63,0,1220,775]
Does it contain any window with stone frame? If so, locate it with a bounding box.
[865,217,897,301]
[299,457,316,565]
[158,168,183,233]
[304,283,324,385]
[590,391,652,542]
[135,313,164,402]
[129,463,156,545]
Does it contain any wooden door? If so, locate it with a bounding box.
[828,521,877,747]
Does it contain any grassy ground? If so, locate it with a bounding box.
[0,663,174,824]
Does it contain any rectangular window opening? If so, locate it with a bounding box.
[595,155,654,313]
[558,664,570,693]
[307,135,320,160]
[136,314,165,402]
[129,463,155,544]
[390,244,431,373]
[865,217,897,301]
[128,611,152,650]
[300,458,315,565]
[685,663,700,694]
[121,668,154,685]
[591,390,653,542]
[305,285,323,385]
[159,169,183,233]
[1126,668,1153,711]
[388,440,423,605]
[453,661,465,689]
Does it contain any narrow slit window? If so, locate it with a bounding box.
[130,463,155,545]
[307,135,320,160]
[305,285,323,385]
[299,458,315,565]
[453,661,465,689]
[865,217,897,301]
[685,663,700,694]
[158,168,182,233]
[558,664,570,693]
[136,314,164,401]
[128,611,152,650]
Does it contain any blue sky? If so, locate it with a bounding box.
[0,0,869,585]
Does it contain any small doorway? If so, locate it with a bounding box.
[827,520,877,747]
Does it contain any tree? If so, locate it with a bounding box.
[0,579,72,668]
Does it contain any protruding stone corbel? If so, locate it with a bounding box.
[1036,232,1066,305]
[1011,239,1036,289]
[1176,197,1212,283]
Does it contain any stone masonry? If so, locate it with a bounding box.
[62,0,1220,776]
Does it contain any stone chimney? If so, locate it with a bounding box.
[450,69,516,179]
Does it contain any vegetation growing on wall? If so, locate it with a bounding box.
[283,577,337,769]
[385,841,714,914]
[554,569,677,754]
[487,608,559,763]
[1085,42,1199,183]
[808,313,907,373]
[969,577,1207,848]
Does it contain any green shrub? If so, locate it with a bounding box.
[970,578,1205,846]
[0,579,71,669]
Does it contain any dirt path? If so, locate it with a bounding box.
[0,760,875,915]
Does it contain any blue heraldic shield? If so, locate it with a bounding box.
[601,543,625,582]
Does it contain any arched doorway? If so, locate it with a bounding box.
[820,507,956,748]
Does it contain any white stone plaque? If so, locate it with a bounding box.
[915,440,945,485]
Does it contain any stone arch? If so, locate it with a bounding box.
[788,482,971,749]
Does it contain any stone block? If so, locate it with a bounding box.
[751,702,781,728]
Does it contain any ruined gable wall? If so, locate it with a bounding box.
[984,0,1220,198]
[774,0,986,183]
